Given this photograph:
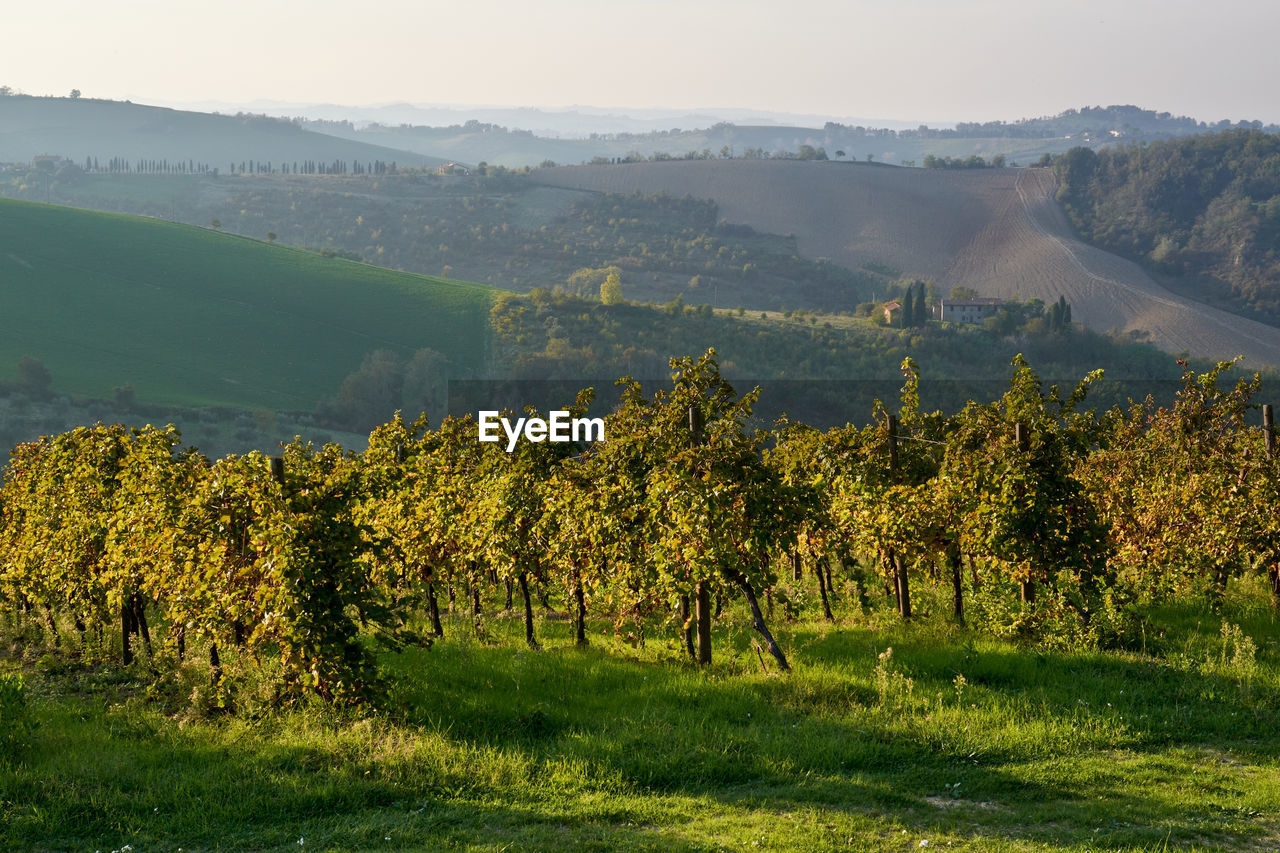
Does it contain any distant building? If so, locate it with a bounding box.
[883,301,902,324]
[939,298,1004,324]
[435,162,470,176]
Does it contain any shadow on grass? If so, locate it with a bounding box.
[1,691,722,851]
[3,608,1278,851]
[379,615,1280,850]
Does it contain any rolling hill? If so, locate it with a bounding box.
[301,105,1274,169]
[0,95,446,171]
[0,199,495,410]
[532,160,1280,371]
[0,194,1209,452]
[312,120,1088,170]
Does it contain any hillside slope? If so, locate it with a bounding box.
[0,199,495,410]
[948,168,1280,370]
[0,96,445,170]
[533,161,1280,370]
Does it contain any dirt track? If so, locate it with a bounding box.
[534,161,1280,370]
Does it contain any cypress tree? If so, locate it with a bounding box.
[901,289,914,328]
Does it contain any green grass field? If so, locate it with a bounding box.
[0,199,497,410]
[3,581,1278,852]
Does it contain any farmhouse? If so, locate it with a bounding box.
[939,297,1004,324]
[882,301,902,324]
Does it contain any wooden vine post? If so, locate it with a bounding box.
[690,403,713,665]
[1264,404,1276,459]
[121,588,134,665]
[1015,422,1036,605]
[887,414,910,620]
[1265,406,1280,604]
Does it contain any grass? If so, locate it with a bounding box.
[0,198,497,410]
[2,581,1279,852]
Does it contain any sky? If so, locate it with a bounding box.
[4,0,1279,126]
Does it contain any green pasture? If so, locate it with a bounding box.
[0,199,496,410]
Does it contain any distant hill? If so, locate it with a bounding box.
[0,95,446,171]
[304,119,1083,169]
[226,103,871,137]
[533,159,1280,371]
[835,105,1278,141]
[0,199,495,410]
[297,105,1280,169]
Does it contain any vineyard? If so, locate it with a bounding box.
[2,350,1278,710]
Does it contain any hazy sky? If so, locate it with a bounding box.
[4,0,1278,124]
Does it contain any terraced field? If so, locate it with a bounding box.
[534,161,1280,370]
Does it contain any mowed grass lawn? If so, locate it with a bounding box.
[0,199,495,410]
[2,582,1279,853]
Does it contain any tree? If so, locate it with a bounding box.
[1048,295,1070,332]
[901,289,914,328]
[600,271,624,305]
[914,282,929,326]
[318,350,405,432]
[16,356,52,399]
[69,89,81,99]
[113,385,136,409]
[210,219,221,230]
[265,232,277,244]
[401,348,449,422]
[567,265,622,299]
[1054,146,1099,208]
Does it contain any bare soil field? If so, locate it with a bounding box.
[534,161,1280,370]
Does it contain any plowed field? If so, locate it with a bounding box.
[534,161,1280,370]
